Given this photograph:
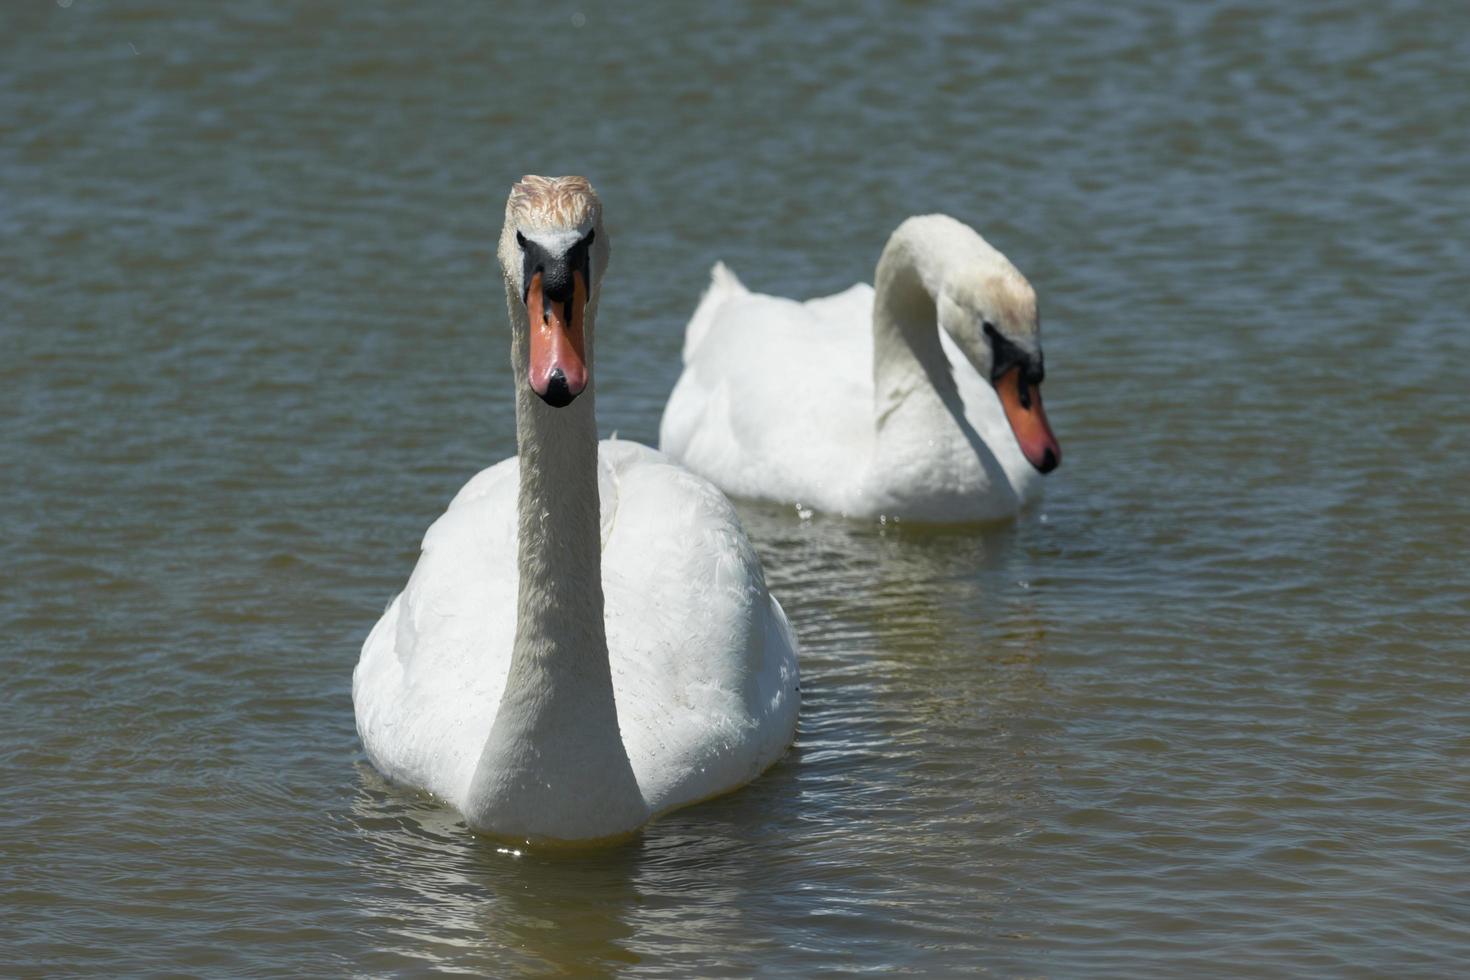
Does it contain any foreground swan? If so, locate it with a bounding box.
[354,176,799,845]
[659,215,1062,522]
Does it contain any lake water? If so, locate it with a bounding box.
[4,1,1469,975]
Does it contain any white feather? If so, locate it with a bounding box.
[660,216,1050,522]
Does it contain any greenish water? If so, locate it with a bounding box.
[4,1,1469,975]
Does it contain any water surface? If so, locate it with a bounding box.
[4,1,1469,975]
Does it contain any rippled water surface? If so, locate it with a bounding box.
[5,1,1469,975]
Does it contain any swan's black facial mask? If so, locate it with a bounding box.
[983,321,1060,473]
[983,321,1044,391]
[517,229,595,310]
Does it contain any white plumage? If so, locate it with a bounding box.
[353,176,799,844]
[660,215,1061,523]
[354,441,798,833]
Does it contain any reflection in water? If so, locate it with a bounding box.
[349,766,642,974]
[349,759,825,973]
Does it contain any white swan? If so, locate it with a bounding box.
[659,215,1061,523]
[353,176,800,846]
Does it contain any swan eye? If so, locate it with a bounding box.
[516,231,529,250]
[984,321,1022,381]
[569,229,596,277]
[570,228,595,259]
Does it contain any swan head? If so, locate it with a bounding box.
[938,268,1062,474]
[497,175,610,408]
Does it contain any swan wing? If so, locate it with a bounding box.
[352,458,521,808]
[681,261,747,363]
[659,273,877,512]
[598,439,800,813]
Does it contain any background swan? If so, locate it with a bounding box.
[354,176,800,846]
[659,215,1062,523]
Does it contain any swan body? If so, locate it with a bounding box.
[660,215,1061,523]
[354,440,798,839]
[353,177,799,844]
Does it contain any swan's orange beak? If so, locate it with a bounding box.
[526,270,588,408]
[994,366,1061,473]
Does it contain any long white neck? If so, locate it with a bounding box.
[865,216,1025,520]
[511,371,606,679]
[465,285,647,843]
[871,218,977,447]
[873,223,950,425]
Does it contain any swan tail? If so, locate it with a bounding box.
[682,261,746,362]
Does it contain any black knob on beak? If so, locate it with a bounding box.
[540,263,574,304]
[539,367,577,407]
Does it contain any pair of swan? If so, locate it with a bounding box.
[354,176,1060,845]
